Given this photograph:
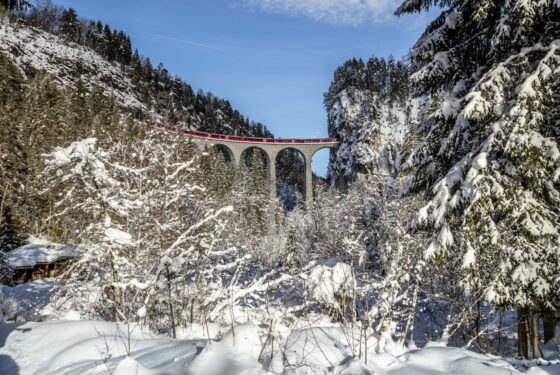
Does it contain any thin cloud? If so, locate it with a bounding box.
[234,0,403,25]
[139,31,223,51]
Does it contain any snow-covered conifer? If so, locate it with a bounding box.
[398,0,560,357]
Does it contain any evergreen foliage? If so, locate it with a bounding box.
[0,56,120,248]
[398,0,560,357]
[58,7,80,42]
[325,56,410,110]
[0,0,30,13]
[0,52,26,250]
[2,0,558,363]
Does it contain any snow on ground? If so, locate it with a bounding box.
[0,257,557,374]
[1,279,55,321]
[5,238,79,269]
[0,320,205,375]
[0,260,557,375]
[376,347,516,375]
[0,318,558,375]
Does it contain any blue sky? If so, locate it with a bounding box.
[53,0,434,175]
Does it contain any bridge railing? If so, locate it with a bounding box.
[155,123,337,144]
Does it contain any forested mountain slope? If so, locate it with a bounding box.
[0,3,271,137]
[0,2,320,214]
[0,0,558,372]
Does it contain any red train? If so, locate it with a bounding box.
[155,123,337,144]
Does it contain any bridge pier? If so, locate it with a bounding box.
[268,151,278,201]
[304,152,313,206]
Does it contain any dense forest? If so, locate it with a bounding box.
[325,56,410,108]
[0,0,306,247]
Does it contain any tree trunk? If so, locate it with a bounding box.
[166,266,176,339]
[110,253,122,322]
[530,314,541,359]
[517,307,541,359]
[0,182,9,231]
[556,311,560,343]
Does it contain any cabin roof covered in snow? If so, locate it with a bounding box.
[6,239,80,269]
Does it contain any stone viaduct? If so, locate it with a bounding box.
[157,125,339,205]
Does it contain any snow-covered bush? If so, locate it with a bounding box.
[39,130,235,329]
[307,259,355,312]
[0,289,19,322]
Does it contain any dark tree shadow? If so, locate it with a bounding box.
[0,354,19,374]
[0,323,23,347]
[0,323,23,375]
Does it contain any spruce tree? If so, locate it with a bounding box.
[67,79,92,140]
[0,0,30,13]
[398,0,560,358]
[20,76,66,159]
[102,24,114,61]
[59,8,81,42]
[18,76,67,235]
[0,53,26,248]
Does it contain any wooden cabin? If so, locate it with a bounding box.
[6,241,79,285]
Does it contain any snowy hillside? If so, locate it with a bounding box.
[1,1,559,373]
[0,20,145,110]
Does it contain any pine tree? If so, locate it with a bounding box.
[276,149,305,205]
[89,86,120,146]
[67,79,92,140]
[26,0,63,33]
[398,0,560,358]
[20,76,66,160]
[0,53,26,249]
[239,149,270,240]
[121,34,132,66]
[102,24,114,61]
[283,207,308,269]
[18,76,68,235]
[59,8,81,42]
[0,0,30,13]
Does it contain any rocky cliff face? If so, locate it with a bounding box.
[324,57,425,189]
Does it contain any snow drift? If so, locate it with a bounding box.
[0,319,557,375]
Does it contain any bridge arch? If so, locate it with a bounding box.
[240,146,270,169]
[240,146,272,195]
[212,143,236,164]
[186,138,238,166]
[275,148,306,208]
[309,145,334,161]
